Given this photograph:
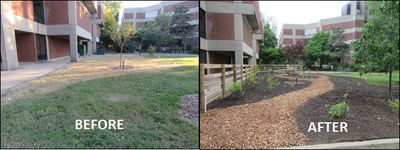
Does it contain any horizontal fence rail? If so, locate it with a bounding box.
[200,63,301,113]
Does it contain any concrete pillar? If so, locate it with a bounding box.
[1,27,19,71]
[235,51,243,65]
[87,39,92,56]
[206,50,210,74]
[69,34,78,62]
[92,21,97,54]
[45,35,50,60]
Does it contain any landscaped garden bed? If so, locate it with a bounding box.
[295,74,399,145]
[200,72,399,149]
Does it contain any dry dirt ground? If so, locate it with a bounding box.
[1,55,180,105]
[200,74,334,149]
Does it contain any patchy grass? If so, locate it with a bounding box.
[1,57,199,148]
[140,55,198,59]
[322,72,399,88]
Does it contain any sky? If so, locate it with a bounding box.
[118,1,162,25]
[259,1,349,38]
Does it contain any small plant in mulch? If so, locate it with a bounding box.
[388,99,399,112]
[308,68,311,74]
[245,66,261,89]
[302,75,304,78]
[325,93,354,120]
[316,69,319,74]
[284,84,287,87]
[289,82,295,88]
[265,69,279,92]
[357,82,361,86]
[226,81,244,99]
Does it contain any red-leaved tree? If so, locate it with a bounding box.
[280,38,308,80]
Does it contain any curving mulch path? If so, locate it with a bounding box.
[200,74,334,149]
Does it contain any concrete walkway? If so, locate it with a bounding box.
[275,138,399,149]
[104,52,199,57]
[1,55,90,95]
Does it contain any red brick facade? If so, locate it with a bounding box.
[48,36,70,59]
[136,13,145,19]
[76,2,92,33]
[322,21,358,31]
[282,38,293,45]
[44,1,69,25]
[97,5,105,23]
[190,12,199,21]
[243,18,253,49]
[124,13,133,19]
[296,29,304,36]
[11,1,34,21]
[97,26,101,38]
[206,13,234,40]
[283,29,293,35]
[164,1,198,13]
[16,33,37,62]
[137,22,145,28]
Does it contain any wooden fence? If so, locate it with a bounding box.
[200,63,301,113]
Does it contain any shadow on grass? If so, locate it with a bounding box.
[1,66,199,148]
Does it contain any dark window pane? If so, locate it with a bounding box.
[200,8,206,39]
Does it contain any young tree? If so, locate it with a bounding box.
[304,31,331,69]
[110,24,138,67]
[329,26,350,69]
[170,5,195,51]
[281,38,308,79]
[351,0,399,101]
[261,13,278,35]
[259,47,285,64]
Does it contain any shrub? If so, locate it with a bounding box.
[388,99,399,112]
[265,69,279,92]
[289,82,295,88]
[227,82,244,99]
[329,62,340,69]
[245,66,261,89]
[308,68,311,74]
[325,93,353,120]
[316,69,319,74]
[147,44,155,57]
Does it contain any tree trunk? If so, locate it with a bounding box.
[183,36,187,51]
[120,47,123,67]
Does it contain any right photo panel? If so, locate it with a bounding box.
[199,1,400,149]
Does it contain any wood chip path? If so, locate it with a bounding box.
[200,74,334,149]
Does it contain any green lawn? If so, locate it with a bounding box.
[1,57,199,148]
[322,72,399,88]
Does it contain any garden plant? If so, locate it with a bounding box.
[325,93,354,120]
[227,82,244,99]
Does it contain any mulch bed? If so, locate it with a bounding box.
[176,93,199,127]
[207,72,312,110]
[295,74,399,145]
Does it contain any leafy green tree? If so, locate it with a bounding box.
[170,5,195,51]
[110,24,138,67]
[304,31,331,69]
[103,1,122,18]
[259,47,285,64]
[102,3,120,51]
[142,13,175,52]
[262,23,278,49]
[329,26,350,69]
[351,0,399,101]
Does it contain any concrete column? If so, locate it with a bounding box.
[69,34,78,62]
[235,51,243,65]
[45,35,50,60]
[87,40,92,56]
[206,50,210,74]
[1,27,19,71]
[92,21,97,54]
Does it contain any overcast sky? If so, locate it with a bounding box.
[260,1,350,38]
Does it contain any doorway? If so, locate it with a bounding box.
[36,34,47,61]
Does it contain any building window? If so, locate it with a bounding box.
[356,1,361,14]
[305,28,316,36]
[145,10,157,18]
[200,8,206,39]
[347,4,351,15]
[33,1,45,24]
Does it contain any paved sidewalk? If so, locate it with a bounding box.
[1,55,90,95]
[275,138,399,149]
[104,52,199,56]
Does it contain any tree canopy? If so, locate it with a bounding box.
[142,13,175,51]
[329,26,350,68]
[304,31,331,69]
[170,5,195,51]
[110,24,138,67]
[351,0,399,101]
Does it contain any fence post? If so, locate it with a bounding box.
[200,64,205,114]
[233,64,237,83]
[221,64,225,98]
[241,64,243,84]
[246,64,249,82]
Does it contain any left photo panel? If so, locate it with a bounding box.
[1,1,199,148]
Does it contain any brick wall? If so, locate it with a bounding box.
[97,5,105,23]
[355,20,364,27]
[190,12,199,21]
[296,29,304,35]
[164,1,198,13]
[322,21,356,31]
[282,29,293,35]
[16,33,37,62]
[124,13,133,19]
[243,18,253,49]
[11,1,34,21]
[48,36,70,59]
[76,2,92,33]
[137,22,145,28]
[282,38,293,45]
[44,1,69,25]
[158,9,161,15]
[136,13,145,19]
[206,13,234,40]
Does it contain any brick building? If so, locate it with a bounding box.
[199,1,264,74]
[121,1,199,48]
[278,1,371,64]
[1,1,105,71]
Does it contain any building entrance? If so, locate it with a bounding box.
[36,34,47,60]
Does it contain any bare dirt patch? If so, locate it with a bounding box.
[176,93,199,126]
[106,94,131,102]
[1,55,181,105]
